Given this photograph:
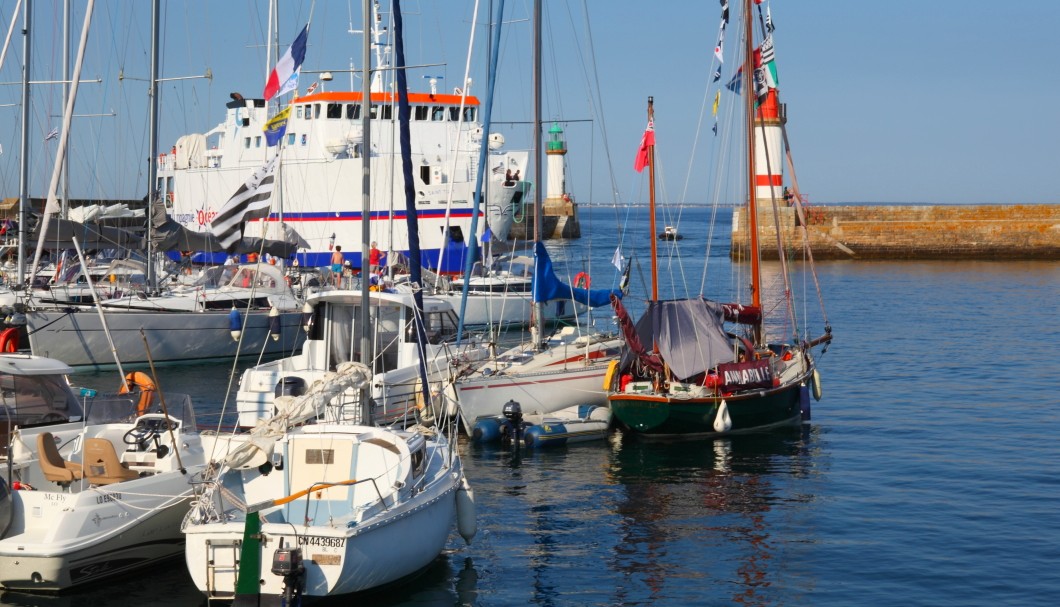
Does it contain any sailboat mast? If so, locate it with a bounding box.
[17,0,29,285]
[146,0,160,291]
[359,0,373,371]
[531,0,544,346]
[646,97,658,302]
[742,0,763,334]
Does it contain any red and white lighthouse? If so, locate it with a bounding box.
[753,90,785,202]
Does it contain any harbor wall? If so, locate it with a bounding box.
[731,204,1060,260]
[508,198,582,241]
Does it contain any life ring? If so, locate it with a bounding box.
[119,371,157,416]
[811,369,822,401]
[573,272,591,289]
[0,327,18,353]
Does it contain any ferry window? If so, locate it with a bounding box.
[418,199,430,205]
[327,103,343,119]
[414,106,428,121]
[380,105,392,120]
[254,136,262,148]
[347,104,360,120]
[369,104,379,119]
[296,106,303,119]
[287,133,296,145]
[420,166,431,184]
[301,134,307,146]
[446,226,465,244]
[431,106,445,121]
[314,104,321,119]
[449,107,461,121]
[244,137,251,149]
[464,107,476,122]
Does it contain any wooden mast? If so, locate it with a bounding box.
[646,96,658,303]
[743,0,763,344]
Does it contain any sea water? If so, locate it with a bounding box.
[7,206,1059,606]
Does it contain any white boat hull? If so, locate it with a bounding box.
[25,308,305,369]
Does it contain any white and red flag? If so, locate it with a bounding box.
[634,119,655,173]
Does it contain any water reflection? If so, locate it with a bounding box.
[606,427,818,606]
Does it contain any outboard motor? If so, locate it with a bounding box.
[271,538,305,605]
[499,400,529,448]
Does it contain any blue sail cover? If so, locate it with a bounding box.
[532,241,622,307]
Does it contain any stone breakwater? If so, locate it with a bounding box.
[731,204,1060,260]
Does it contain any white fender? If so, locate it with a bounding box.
[456,476,477,544]
[811,369,822,401]
[713,399,732,433]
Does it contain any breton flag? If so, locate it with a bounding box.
[766,6,775,33]
[263,107,291,147]
[761,35,779,88]
[634,119,655,173]
[210,156,279,250]
[264,24,309,101]
[720,0,729,23]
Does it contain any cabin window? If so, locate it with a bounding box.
[301,134,307,146]
[414,106,428,121]
[254,136,262,148]
[305,449,335,465]
[369,104,379,119]
[449,107,461,121]
[446,226,465,244]
[296,106,303,119]
[287,133,296,145]
[464,107,476,121]
[419,166,431,185]
[327,103,343,119]
[418,199,430,205]
[431,106,445,121]
[314,104,321,119]
[410,448,425,478]
[346,104,359,120]
[380,105,393,120]
[244,137,251,149]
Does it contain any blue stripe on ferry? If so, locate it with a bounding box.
[262,210,479,221]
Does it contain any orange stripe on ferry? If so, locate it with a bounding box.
[295,91,481,105]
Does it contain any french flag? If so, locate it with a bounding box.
[264,24,309,101]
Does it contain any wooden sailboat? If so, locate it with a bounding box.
[606,0,832,438]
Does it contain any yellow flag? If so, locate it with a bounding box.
[712,91,720,117]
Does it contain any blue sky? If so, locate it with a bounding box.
[1,0,1058,206]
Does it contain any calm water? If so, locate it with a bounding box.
[5,206,1059,606]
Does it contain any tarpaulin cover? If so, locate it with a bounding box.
[532,241,621,307]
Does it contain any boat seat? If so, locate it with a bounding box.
[37,432,83,485]
[84,438,140,485]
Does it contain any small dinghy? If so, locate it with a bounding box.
[471,401,612,448]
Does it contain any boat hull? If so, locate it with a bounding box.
[0,479,198,592]
[25,308,304,369]
[608,377,807,438]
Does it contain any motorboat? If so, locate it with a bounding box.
[0,354,205,592]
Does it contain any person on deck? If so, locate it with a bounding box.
[331,246,344,286]
[369,242,383,274]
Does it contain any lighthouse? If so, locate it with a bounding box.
[754,90,786,204]
[540,122,582,238]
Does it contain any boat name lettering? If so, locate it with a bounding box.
[196,210,218,225]
[297,535,345,548]
[44,492,67,502]
[173,213,195,224]
[96,493,121,504]
[722,365,772,386]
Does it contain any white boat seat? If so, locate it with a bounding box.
[37,432,83,485]
[84,438,139,485]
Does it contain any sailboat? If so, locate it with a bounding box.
[453,0,626,432]
[606,0,832,438]
[182,4,474,602]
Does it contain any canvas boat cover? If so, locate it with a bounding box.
[532,241,622,307]
[616,296,737,382]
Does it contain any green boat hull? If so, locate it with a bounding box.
[609,380,806,438]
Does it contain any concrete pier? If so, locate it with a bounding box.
[731,204,1060,260]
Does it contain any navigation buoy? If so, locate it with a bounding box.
[456,476,477,544]
[811,369,822,401]
[228,306,242,341]
[268,307,281,342]
[713,399,732,433]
